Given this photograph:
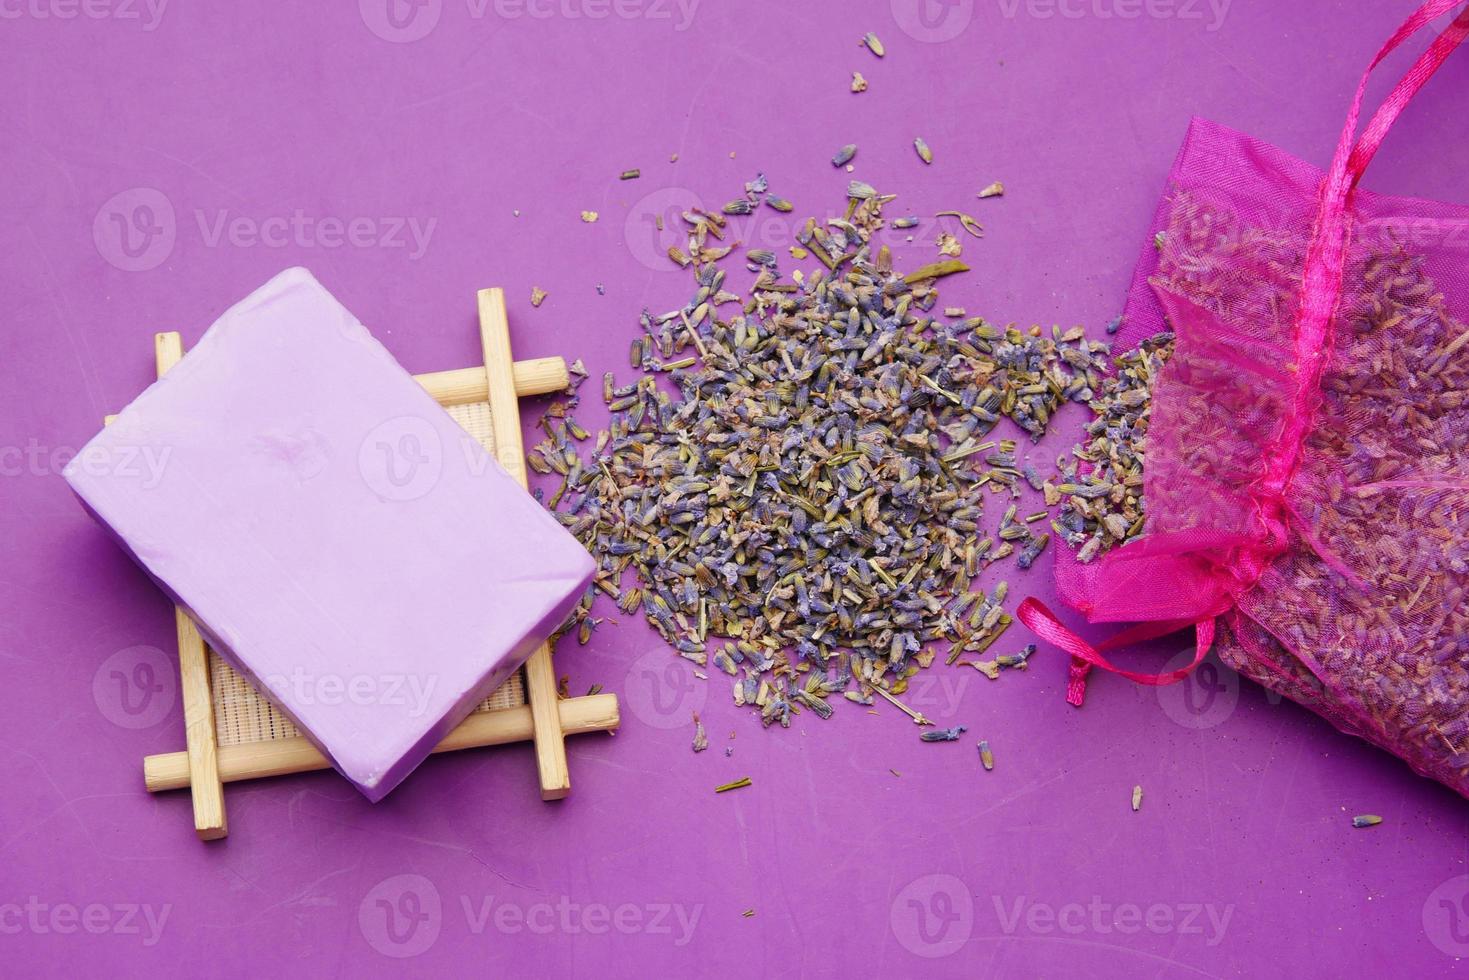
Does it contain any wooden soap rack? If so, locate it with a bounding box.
[106,287,619,840]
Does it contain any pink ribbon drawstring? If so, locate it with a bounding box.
[1023,0,1469,707]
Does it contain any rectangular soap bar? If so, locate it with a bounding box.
[65,267,594,801]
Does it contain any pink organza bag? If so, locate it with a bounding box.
[1022,0,1469,797]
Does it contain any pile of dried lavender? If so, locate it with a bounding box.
[1050,331,1174,561]
[533,178,1110,727]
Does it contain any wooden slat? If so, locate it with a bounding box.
[477,288,572,800]
[417,356,568,406]
[142,694,619,792]
[154,331,228,841]
[107,356,569,427]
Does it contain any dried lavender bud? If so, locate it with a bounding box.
[995,644,1035,670]
[1056,331,1173,561]
[692,712,708,753]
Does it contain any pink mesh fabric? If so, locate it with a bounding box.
[1055,115,1469,796]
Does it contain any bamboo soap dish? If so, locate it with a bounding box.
[102,286,619,840]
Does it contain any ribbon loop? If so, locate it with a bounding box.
[1017,599,1215,707]
[1343,0,1469,184]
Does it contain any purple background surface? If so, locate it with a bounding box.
[4,1,1469,976]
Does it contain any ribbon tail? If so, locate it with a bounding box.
[1066,658,1092,708]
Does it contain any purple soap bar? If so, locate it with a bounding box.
[65,267,593,801]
